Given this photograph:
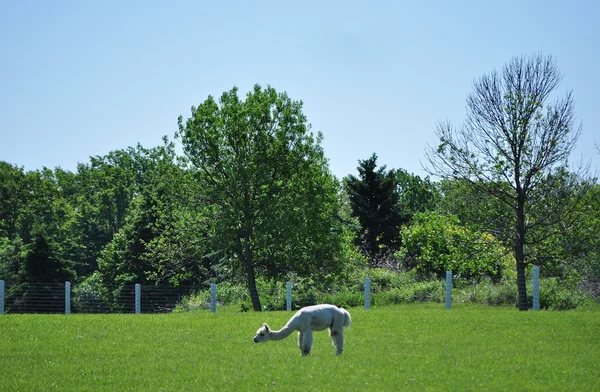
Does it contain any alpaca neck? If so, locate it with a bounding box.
[269,325,295,341]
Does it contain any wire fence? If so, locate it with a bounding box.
[1,280,368,314]
[0,282,201,314]
[0,268,543,314]
[5,283,66,314]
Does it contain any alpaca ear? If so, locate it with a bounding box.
[263,323,270,331]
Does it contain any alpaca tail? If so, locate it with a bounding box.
[341,308,351,328]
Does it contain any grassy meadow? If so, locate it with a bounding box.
[1,304,599,391]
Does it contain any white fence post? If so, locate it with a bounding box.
[210,283,216,313]
[364,277,371,310]
[532,265,540,311]
[135,284,141,314]
[65,281,71,314]
[0,280,4,315]
[445,271,452,310]
[286,281,292,311]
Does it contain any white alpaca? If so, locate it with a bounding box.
[252,304,351,356]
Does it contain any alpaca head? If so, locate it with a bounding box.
[252,323,271,343]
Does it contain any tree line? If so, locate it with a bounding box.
[1,54,599,312]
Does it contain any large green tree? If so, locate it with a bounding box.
[177,84,345,311]
[345,153,404,263]
[426,53,591,310]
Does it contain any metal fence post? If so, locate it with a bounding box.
[65,281,71,314]
[445,271,452,310]
[533,266,540,311]
[135,284,141,314]
[286,281,292,311]
[210,283,216,313]
[0,280,4,315]
[364,277,371,310]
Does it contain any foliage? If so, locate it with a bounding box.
[436,179,514,245]
[23,226,75,284]
[345,153,405,262]
[536,277,588,310]
[0,163,80,311]
[68,149,144,277]
[97,195,154,291]
[358,267,413,292]
[0,162,28,239]
[0,236,25,287]
[375,281,445,304]
[396,212,513,280]
[454,277,518,306]
[92,139,219,308]
[177,84,346,310]
[395,168,439,221]
[455,276,588,310]
[71,272,111,313]
[546,183,600,299]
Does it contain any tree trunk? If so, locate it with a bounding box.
[245,259,262,311]
[237,221,262,311]
[516,259,528,311]
[516,191,529,311]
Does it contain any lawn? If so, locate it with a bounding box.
[1,303,598,391]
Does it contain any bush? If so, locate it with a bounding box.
[455,278,517,306]
[456,277,588,310]
[174,290,210,312]
[72,272,111,313]
[357,268,415,293]
[375,281,445,305]
[320,290,365,308]
[534,278,588,310]
[217,281,252,304]
[486,283,518,306]
[397,212,513,281]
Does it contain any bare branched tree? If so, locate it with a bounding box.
[425,53,590,310]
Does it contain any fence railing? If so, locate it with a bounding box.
[0,267,542,315]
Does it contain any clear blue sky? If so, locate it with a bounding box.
[1,0,598,180]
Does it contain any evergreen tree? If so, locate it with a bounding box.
[14,227,75,313]
[345,153,404,262]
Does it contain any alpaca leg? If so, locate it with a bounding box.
[297,332,304,354]
[301,330,313,356]
[330,329,344,355]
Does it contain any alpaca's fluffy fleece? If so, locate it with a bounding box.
[253,304,351,356]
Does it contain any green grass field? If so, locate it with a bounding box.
[1,304,598,391]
